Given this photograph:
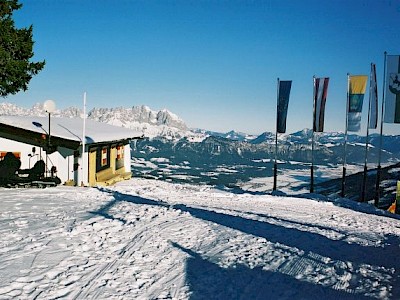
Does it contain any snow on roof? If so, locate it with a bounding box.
[0,115,143,144]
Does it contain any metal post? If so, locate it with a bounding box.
[82,92,87,186]
[361,64,373,202]
[311,76,316,193]
[375,52,387,206]
[341,74,350,198]
[273,78,279,191]
[311,131,314,193]
[48,112,51,147]
[273,124,278,191]
[47,112,51,177]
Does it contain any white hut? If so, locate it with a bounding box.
[0,115,143,186]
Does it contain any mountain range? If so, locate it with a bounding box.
[0,102,189,138]
[1,102,400,166]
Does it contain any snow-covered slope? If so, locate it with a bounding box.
[0,178,399,299]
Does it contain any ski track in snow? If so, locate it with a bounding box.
[0,178,399,299]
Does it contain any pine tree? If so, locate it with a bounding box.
[0,0,45,97]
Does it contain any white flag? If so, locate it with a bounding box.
[384,55,400,123]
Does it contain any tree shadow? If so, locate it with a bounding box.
[89,188,400,298]
[222,182,400,222]
[214,184,270,196]
[88,187,170,224]
[172,203,400,271]
[213,205,352,237]
[171,242,368,300]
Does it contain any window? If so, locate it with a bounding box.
[116,145,124,160]
[116,145,124,170]
[95,146,110,172]
[101,147,108,167]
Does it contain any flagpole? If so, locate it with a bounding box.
[311,76,316,193]
[341,73,350,197]
[361,64,373,202]
[375,52,387,206]
[82,92,87,186]
[311,129,315,193]
[273,78,279,191]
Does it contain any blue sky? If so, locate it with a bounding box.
[8,0,400,135]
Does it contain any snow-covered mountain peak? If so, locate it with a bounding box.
[0,102,27,116]
[155,108,186,129]
[0,102,200,140]
[86,105,190,139]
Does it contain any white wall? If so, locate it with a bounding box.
[55,146,75,183]
[0,137,133,186]
[0,137,74,184]
[124,143,132,173]
[77,145,89,186]
[0,137,43,169]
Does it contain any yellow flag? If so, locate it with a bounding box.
[348,75,368,132]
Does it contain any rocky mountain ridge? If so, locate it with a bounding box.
[0,102,193,139]
[2,102,400,165]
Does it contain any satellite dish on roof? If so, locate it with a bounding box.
[44,100,56,113]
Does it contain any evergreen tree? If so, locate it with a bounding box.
[0,0,45,97]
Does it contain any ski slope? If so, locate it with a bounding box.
[0,178,399,299]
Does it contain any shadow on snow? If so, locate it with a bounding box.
[171,242,368,300]
[89,187,400,299]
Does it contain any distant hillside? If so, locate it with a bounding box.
[192,129,257,142]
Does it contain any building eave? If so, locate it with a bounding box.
[0,123,144,151]
[0,123,80,150]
